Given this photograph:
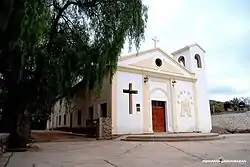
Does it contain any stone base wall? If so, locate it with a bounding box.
[97,117,112,140]
[212,111,250,132]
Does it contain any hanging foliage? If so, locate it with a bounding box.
[0,0,148,148]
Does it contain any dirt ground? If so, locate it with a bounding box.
[31,131,94,143]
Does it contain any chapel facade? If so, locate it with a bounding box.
[47,43,212,135]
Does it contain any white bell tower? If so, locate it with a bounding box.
[171,43,212,133]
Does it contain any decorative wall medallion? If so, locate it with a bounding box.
[177,91,194,117]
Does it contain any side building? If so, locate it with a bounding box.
[46,76,112,133]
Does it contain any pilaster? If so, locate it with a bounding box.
[142,75,150,132]
[111,74,118,134]
[170,79,178,132]
[193,82,199,131]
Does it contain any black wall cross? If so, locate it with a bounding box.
[123,83,138,114]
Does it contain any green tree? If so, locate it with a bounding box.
[0,0,148,148]
[224,101,231,110]
[230,97,240,111]
[244,97,250,110]
[214,103,224,113]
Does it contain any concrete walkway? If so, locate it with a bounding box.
[6,134,250,167]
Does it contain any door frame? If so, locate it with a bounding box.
[151,100,167,132]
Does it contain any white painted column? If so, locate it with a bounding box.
[148,98,153,132]
[193,83,199,131]
[167,81,172,132]
[171,80,178,132]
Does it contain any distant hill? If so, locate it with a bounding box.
[209,100,224,106]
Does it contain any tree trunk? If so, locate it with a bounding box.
[0,108,30,149]
[0,85,31,149]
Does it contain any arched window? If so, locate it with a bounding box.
[195,54,202,68]
[178,56,185,67]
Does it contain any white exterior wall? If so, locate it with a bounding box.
[172,44,212,133]
[190,46,211,132]
[115,71,143,134]
[149,78,173,132]
[47,98,70,129]
[174,80,196,132]
[47,97,81,130]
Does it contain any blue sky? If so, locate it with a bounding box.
[122,0,250,102]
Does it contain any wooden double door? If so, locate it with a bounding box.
[152,101,166,132]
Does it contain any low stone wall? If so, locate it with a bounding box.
[97,117,112,140]
[212,111,250,133]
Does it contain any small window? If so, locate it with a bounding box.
[155,58,162,67]
[89,107,94,120]
[64,114,67,125]
[100,103,108,118]
[136,104,140,112]
[195,54,202,68]
[59,115,61,125]
[178,56,185,67]
[56,116,58,126]
[77,110,82,125]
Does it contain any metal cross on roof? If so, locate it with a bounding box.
[152,36,159,48]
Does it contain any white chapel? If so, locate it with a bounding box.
[47,43,212,134]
